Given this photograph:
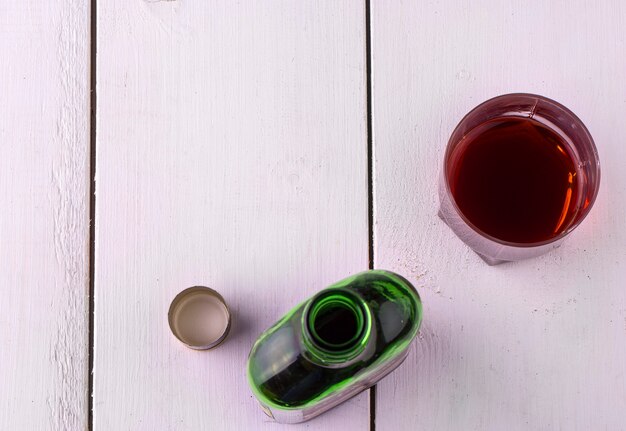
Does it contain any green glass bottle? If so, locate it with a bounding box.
[247,270,423,423]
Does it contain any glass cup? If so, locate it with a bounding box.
[439,93,601,264]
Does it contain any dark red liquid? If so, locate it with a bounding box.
[448,117,580,244]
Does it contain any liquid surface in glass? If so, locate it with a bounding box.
[448,117,580,244]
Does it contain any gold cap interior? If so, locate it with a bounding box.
[168,286,231,350]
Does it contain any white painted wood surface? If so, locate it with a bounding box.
[371,2,626,430]
[4,1,626,430]
[0,2,90,430]
[94,1,369,430]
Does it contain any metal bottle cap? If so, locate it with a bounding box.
[168,286,231,350]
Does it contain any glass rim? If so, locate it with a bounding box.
[443,92,601,249]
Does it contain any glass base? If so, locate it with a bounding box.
[475,252,508,266]
[438,209,508,266]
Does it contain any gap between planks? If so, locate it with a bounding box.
[87,0,97,429]
[365,0,376,430]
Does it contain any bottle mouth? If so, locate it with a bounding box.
[303,289,371,362]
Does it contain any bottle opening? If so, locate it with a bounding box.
[306,291,367,353]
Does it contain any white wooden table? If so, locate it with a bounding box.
[2,1,625,430]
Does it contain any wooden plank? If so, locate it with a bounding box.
[0,2,90,430]
[94,1,369,429]
[371,1,626,430]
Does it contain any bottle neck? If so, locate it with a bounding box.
[301,288,372,366]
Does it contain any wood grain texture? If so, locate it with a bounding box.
[0,2,90,430]
[371,1,626,430]
[94,1,369,429]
